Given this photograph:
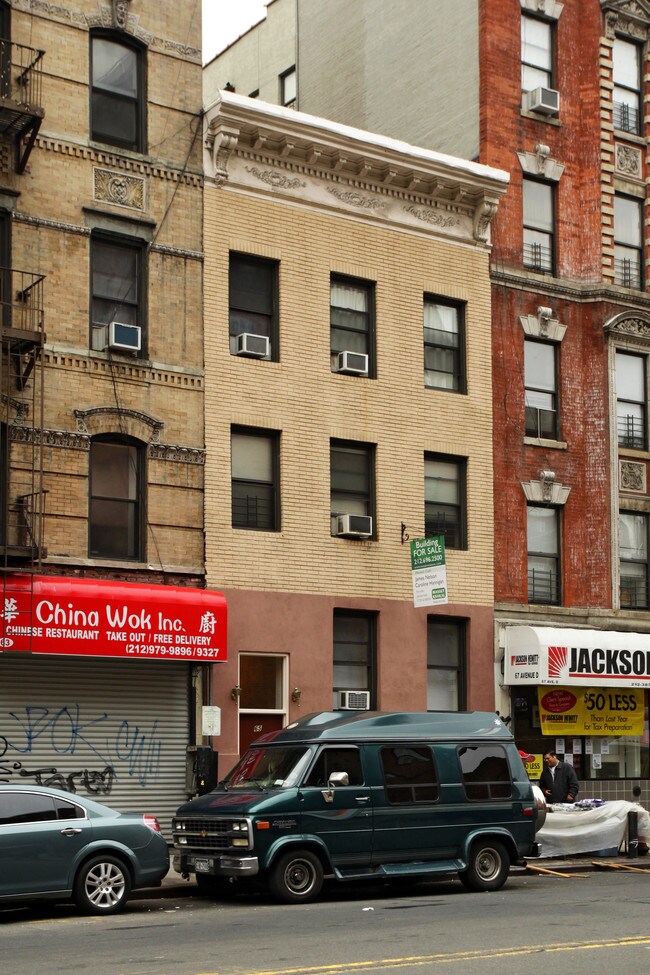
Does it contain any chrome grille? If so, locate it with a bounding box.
[173,817,231,851]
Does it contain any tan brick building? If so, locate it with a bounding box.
[0,0,215,834]
[203,91,507,767]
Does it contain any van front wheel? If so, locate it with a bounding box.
[459,840,509,892]
[269,849,324,903]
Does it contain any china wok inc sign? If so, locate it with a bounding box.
[0,575,227,662]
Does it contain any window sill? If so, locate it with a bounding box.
[613,129,645,146]
[519,108,561,127]
[524,436,567,450]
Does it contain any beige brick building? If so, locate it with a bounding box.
[204,91,508,767]
[0,1,214,833]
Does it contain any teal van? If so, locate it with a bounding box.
[172,711,545,903]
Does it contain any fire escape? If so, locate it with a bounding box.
[0,39,46,581]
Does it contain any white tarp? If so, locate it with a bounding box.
[537,800,650,858]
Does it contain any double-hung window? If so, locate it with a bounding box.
[330,276,374,377]
[616,351,646,450]
[423,297,465,392]
[330,440,375,536]
[614,195,643,290]
[523,178,554,273]
[527,505,559,605]
[620,512,649,610]
[333,610,376,710]
[89,436,143,560]
[231,427,280,531]
[521,14,553,92]
[91,33,145,152]
[424,454,466,550]
[280,66,296,107]
[427,618,466,711]
[90,236,144,354]
[525,339,558,439]
[229,253,277,360]
[613,37,641,134]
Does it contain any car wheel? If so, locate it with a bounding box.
[268,849,324,903]
[459,840,509,892]
[74,854,131,915]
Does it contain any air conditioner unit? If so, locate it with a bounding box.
[526,86,560,116]
[336,350,368,375]
[336,514,373,538]
[100,321,142,353]
[340,690,370,710]
[236,332,270,358]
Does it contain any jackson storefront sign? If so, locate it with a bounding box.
[504,626,650,689]
[537,686,645,736]
[0,575,227,662]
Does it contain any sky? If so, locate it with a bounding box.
[202,0,269,64]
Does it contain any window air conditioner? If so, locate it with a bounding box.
[526,86,560,116]
[236,332,270,358]
[100,321,142,353]
[340,690,371,710]
[336,514,373,538]
[336,350,369,375]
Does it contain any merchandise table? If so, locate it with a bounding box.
[537,799,650,858]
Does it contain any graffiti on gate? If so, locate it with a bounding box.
[0,704,163,794]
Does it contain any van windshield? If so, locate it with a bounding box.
[224,746,312,789]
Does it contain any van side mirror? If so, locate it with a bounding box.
[328,771,349,788]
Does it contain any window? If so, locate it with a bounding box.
[523,178,554,273]
[527,505,559,605]
[521,14,553,92]
[90,236,144,353]
[90,33,144,152]
[229,253,277,359]
[614,195,643,290]
[424,297,465,392]
[620,512,649,609]
[304,747,364,787]
[330,440,375,535]
[458,745,512,801]
[280,66,296,107]
[424,454,466,549]
[231,428,279,531]
[380,746,439,804]
[525,339,558,439]
[616,351,646,449]
[333,610,376,709]
[613,37,641,134]
[427,618,466,711]
[89,436,143,560]
[330,276,374,376]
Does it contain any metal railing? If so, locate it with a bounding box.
[620,573,648,610]
[5,487,47,554]
[613,101,640,135]
[528,567,559,605]
[0,39,44,109]
[618,414,646,450]
[523,241,553,273]
[614,256,642,290]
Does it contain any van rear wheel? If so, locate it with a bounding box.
[459,840,509,892]
[269,849,324,903]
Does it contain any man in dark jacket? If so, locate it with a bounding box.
[539,750,579,803]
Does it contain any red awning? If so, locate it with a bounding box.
[0,575,227,662]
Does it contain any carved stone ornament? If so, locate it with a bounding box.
[521,477,571,505]
[605,315,650,337]
[205,123,239,185]
[602,1,650,40]
[615,143,643,179]
[517,145,565,182]
[519,308,567,342]
[404,204,461,229]
[245,166,306,190]
[94,168,145,210]
[326,186,385,210]
[74,406,163,443]
[113,0,130,29]
[620,460,647,493]
[473,200,498,242]
[520,0,564,19]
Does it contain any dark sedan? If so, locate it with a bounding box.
[0,785,169,914]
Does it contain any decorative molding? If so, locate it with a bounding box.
[602,1,650,40]
[35,135,203,186]
[325,186,386,209]
[519,306,567,341]
[520,0,564,19]
[1,395,30,426]
[614,142,643,179]
[517,144,565,182]
[112,0,130,30]
[13,212,90,236]
[404,204,461,229]
[94,167,145,210]
[473,200,498,242]
[245,166,306,190]
[150,242,204,261]
[148,444,205,465]
[605,313,650,338]
[620,459,647,493]
[74,406,164,442]
[521,475,571,505]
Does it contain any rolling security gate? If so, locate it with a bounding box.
[0,655,190,837]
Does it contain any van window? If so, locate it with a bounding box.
[303,747,363,787]
[380,746,439,804]
[458,745,512,800]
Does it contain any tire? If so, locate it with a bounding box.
[268,849,324,904]
[459,840,510,892]
[74,854,131,915]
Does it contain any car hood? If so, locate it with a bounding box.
[176,788,291,817]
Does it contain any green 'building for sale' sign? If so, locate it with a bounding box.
[410,536,448,607]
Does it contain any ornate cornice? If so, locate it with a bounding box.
[35,136,203,185]
[204,92,508,247]
[74,406,163,442]
[602,1,650,39]
[8,426,204,463]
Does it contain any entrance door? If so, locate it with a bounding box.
[237,653,287,753]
